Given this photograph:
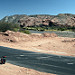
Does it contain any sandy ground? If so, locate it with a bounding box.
[0,31,75,75]
[0,63,55,75]
[0,36,75,57]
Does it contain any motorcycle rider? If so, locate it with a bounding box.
[1,56,6,64]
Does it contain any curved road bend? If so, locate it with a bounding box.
[0,46,75,75]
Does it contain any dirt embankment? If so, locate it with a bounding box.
[0,63,55,75]
[0,30,75,56]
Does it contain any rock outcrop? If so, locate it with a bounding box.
[0,13,75,27]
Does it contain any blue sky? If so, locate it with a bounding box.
[0,0,75,19]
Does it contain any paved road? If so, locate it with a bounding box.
[0,46,75,75]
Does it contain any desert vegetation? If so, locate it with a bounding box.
[23,25,75,32]
[0,22,31,34]
[0,21,75,36]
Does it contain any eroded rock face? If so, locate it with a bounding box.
[1,14,75,27]
[51,14,75,27]
[18,14,75,27]
[19,17,43,27]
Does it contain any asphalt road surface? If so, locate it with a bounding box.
[0,46,75,75]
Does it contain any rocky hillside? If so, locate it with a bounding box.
[0,13,75,27]
[0,14,28,24]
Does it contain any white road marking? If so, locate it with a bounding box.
[34,63,64,69]
[20,55,25,56]
[33,63,73,70]
[36,56,53,59]
[67,63,74,65]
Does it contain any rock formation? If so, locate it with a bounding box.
[0,13,75,27]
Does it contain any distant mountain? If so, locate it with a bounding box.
[0,14,28,24]
[0,13,75,27]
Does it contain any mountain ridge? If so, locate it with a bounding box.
[0,13,75,27]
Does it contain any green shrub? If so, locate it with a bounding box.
[13,28,19,32]
[20,30,31,34]
[0,22,20,32]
